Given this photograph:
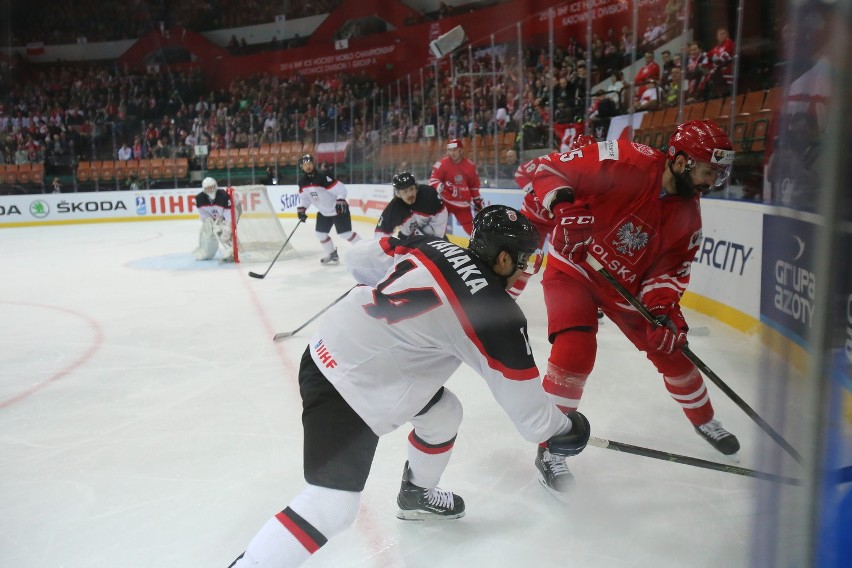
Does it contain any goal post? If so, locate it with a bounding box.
[227,185,297,263]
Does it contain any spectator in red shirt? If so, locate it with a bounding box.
[633,51,661,102]
[705,27,735,97]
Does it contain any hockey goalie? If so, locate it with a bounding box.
[193,177,241,261]
[193,178,297,263]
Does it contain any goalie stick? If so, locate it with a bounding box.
[273,286,356,341]
[586,255,803,464]
[248,222,301,279]
[588,436,800,486]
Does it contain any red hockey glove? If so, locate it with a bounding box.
[550,203,594,263]
[297,207,307,222]
[335,199,349,215]
[646,302,689,354]
[472,196,484,213]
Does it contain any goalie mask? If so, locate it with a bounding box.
[202,177,217,196]
[469,205,541,274]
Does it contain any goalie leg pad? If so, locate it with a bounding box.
[544,329,596,412]
[194,218,219,260]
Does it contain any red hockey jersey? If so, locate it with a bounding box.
[429,156,482,208]
[530,140,703,308]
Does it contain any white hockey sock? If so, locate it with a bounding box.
[406,388,463,488]
[317,234,336,254]
[233,484,360,568]
[340,230,360,243]
[406,431,456,489]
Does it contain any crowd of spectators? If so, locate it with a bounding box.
[2,0,780,194]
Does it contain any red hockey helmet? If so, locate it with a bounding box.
[667,120,735,186]
[447,138,463,150]
[569,134,597,151]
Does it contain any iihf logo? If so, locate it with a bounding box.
[313,339,337,369]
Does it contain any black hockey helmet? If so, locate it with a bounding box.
[392,171,417,196]
[469,205,540,271]
[299,154,315,166]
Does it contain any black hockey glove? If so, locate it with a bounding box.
[335,199,349,214]
[297,207,307,222]
[546,411,590,457]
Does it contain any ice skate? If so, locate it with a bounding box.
[320,248,339,265]
[535,445,575,498]
[396,462,465,520]
[695,419,740,455]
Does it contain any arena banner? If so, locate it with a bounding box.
[114,0,670,89]
[0,185,395,228]
[760,213,819,347]
[689,199,763,323]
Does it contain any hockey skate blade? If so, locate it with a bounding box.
[536,474,575,503]
[396,509,465,521]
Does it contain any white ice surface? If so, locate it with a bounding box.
[0,220,798,567]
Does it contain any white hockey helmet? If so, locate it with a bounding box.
[202,177,218,193]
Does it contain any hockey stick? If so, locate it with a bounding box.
[588,436,801,486]
[586,255,803,464]
[248,222,301,279]
[273,286,356,341]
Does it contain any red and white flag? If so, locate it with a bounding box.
[553,121,585,152]
[26,42,44,56]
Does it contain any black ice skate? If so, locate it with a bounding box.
[535,445,575,497]
[396,461,465,521]
[320,248,339,265]
[695,419,740,455]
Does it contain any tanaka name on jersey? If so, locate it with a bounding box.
[427,239,489,294]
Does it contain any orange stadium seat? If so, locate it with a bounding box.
[3,165,18,185]
[149,158,164,179]
[30,163,45,184]
[137,159,151,180]
[175,158,189,178]
[100,161,115,182]
[16,163,32,184]
[162,158,175,178]
[76,162,92,182]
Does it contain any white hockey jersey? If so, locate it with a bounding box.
[298,172,348,217]
[309,236,569,441]
[195,189,235,223]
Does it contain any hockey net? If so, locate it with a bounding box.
[227,185,297,263]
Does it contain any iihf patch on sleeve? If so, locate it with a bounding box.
[599,140,619,161]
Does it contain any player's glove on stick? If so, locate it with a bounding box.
[551,203,594,263]
[646,302,689,354]
[472,196,484,213]
[546,411,590,457]
[297,207,308,222]
[335,199,349,214]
